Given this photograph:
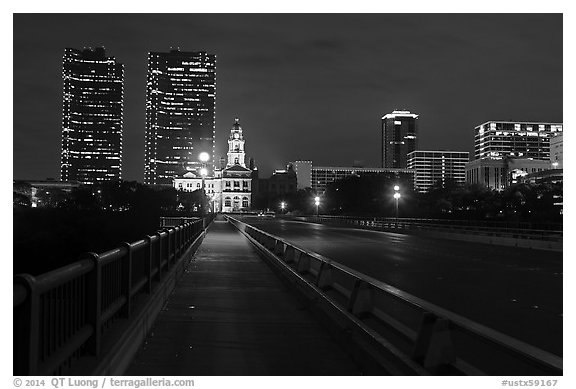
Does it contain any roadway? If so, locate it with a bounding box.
[237,216,563,356]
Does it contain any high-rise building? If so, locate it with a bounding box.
[474,121,562,161]
[407,150,469,193]
[381,110,418,168]
[144,49,216,186]
[60,47,124,184]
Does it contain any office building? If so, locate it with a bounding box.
[407,151,469,193]
[144,49,216,186]
[60,47,124,184]
[381,110,418,168]
[474,121,562,161]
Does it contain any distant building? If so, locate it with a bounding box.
[474,120,562,161]
[407,151,469,193]
[550,133,563,169]
[254,166,298,209]
[14,180,81,208]
[381,110,419,168]
[310,165,414,194]
[60,47,124,184]
[292,160,313,189]
[466,158,551,190]
[520,169,563,185]
[173,118,254,212]
[144,49,217,186]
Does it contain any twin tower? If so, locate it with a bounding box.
[60,47,225,186]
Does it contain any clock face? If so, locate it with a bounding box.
[234,133,239,139]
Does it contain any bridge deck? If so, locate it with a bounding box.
[126,217,361,375]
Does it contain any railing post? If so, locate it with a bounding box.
[316,262,333,290]
[156,232,163,280]
[412,312,438,364]
[121,243,133,318]
[422,319,457,373]
[82,252,102,356]
[348,280,374,318]
[144,236,153,294]
[13,274,38,375]
[164,229,173,266]
[296,254,311,274]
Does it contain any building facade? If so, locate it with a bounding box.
[381,110,419,168]
[550,133,563,169]
[310,166,414,194]
[465,158,551,191]
[60,47,124,184]
[474,121,562,161]
[292,160,313,190]
[173,118,253,212]
[407,151,469,193]
[144,49,216,186]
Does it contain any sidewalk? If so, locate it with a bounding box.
[125,217,360,375]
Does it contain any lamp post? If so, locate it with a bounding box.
[393,185,401,225]
[199,152,210,213]
[314,196,320,216]
[281,201,286,214]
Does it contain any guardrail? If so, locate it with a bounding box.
[296,215,562,242]
[13,218,208,375]
[227,216,562,376]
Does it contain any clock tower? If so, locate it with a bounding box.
[227,118,246,167]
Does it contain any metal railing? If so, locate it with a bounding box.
[13,218,207,375]
[296,215,562,242]
[228,216,562,375]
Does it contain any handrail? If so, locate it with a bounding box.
[298,215,562,231]
[13,216,211,375]
[298,215,562,242]
[227,216,562,375]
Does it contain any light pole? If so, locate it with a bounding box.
[199,152,210,213]
[281,201,286,214]
[314,196,320,216]
[393,185,401,225]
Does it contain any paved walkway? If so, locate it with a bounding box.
[126,217,360,375]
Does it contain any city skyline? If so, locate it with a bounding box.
[14,14,562,181]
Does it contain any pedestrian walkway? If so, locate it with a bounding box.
[126,216,361,375]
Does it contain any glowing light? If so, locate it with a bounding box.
[393,185,400,191]
[199,152,210,162]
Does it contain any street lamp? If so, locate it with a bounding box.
[393,185,401,224]
[199,152,210,163]
[314,196,320,216]
[198,152,210,213]
[281,201,286,214]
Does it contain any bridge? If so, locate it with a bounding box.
[13,214,562,376]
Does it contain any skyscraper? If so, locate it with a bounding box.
[60,47,124,184]
[381,110,419,169]
[144,49,216,186]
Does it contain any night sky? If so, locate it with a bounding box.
[13,13,563,181]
